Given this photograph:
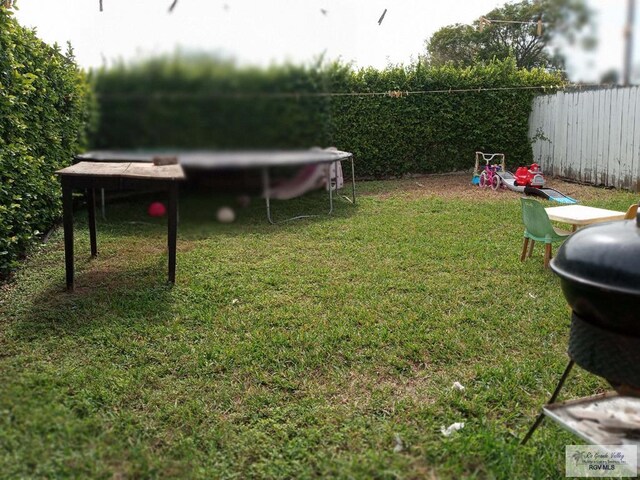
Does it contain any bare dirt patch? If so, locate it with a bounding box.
[361,172,630,203]
[325,365,439,411]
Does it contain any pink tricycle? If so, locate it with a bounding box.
[474,152,506,191]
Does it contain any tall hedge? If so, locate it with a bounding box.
[93,56,333,149]
[0,7,95,276]
[94,56,562,177]
[328,61,564,176]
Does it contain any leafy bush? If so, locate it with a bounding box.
[0,7,95,276]
[328,60,563,176]
[93,56,333,149]
[94,55,562,178]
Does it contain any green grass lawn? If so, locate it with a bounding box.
[1,176,637,479]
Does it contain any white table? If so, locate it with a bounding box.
[545,205,626,231]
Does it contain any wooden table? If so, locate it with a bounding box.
[545,205,626,231]
[56,162,185,291]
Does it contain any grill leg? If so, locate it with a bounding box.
[521,359,575,445]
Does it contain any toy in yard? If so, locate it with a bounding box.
[473,152,505,190]
[237,194,251,208]
[522,183,578,204]
[480,162,503,190]
[147,201,166,217]
[492,162,546,193]
[510,163,575,203]
[217,206,236,223]
[474,152,578,204]
[495,164,578,204]
[514,163,545,188]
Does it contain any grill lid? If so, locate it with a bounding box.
[551,207,640,297]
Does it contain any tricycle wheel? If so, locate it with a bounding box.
[491,174,501,191]
[479,171,489,188]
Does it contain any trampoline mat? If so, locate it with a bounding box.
[76,149,352,170]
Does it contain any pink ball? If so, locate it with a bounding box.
[147,202,166,217]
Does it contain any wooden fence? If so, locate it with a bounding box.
[528,86,640,191]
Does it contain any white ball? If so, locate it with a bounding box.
[217,206,236,223]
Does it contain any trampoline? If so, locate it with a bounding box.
[76,149,356,224]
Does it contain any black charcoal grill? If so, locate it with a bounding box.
[522,204,640,443]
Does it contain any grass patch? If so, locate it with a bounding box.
[1,176,637,479]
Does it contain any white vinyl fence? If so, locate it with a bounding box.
[528,86,640,191]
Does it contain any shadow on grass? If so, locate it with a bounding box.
[7,190,358,342]
[11,263,174,342]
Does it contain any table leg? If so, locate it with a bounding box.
[167,183,178,284]
[62,178,74,291]
[87,188,97,257]
[101,188,106,220]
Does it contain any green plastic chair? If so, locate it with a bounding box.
[520,198,571,268]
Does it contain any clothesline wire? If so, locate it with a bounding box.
[96,83,615,100]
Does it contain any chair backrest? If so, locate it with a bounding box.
[520,198,555,238]
[624,203,638,220]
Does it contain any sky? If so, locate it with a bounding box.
[12,0,640,83]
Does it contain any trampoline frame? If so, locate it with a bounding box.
[261,157,356,224]
[75,149,357,224]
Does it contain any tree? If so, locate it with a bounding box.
[425,0,594,70]
[426,24,484,67]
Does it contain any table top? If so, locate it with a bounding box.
[56,161,186,181]
[75,149,353,169]
[545,205,626,225]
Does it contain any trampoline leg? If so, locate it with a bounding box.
[263,163,340,224]
[339,158,357,205]
[350,157,356,205]
[327,162,334,215]
[521,359,575,445]
[262,167,275,225]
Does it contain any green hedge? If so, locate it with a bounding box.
[93,57,333,149]
[0,7,95,276]
[328,62,562,176]
[93,56,562,177]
